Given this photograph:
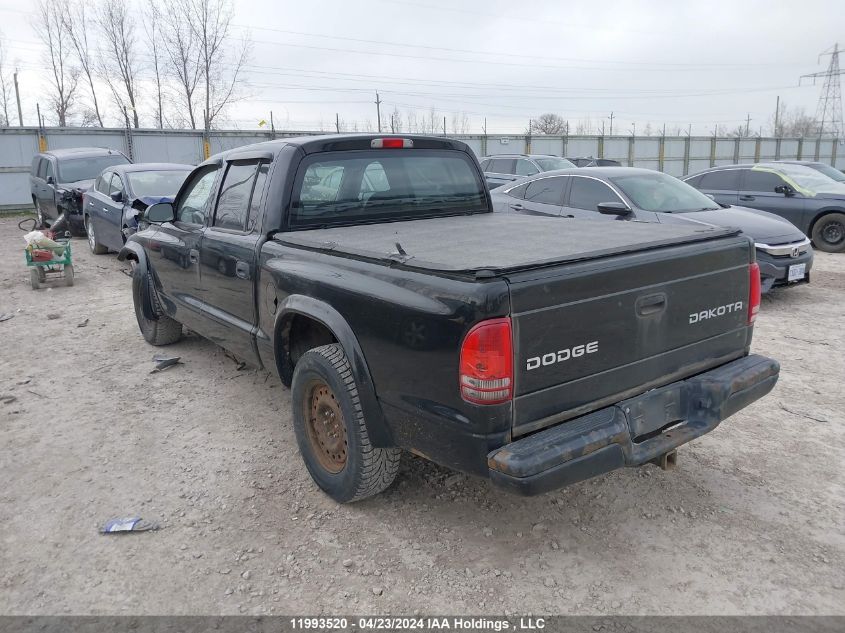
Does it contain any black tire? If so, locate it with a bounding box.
[85,216,108,254]
[811,213,845,253]
[132,263,182,346]
[292,344,400,503]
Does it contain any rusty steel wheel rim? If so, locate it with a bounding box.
[304,380,348,473]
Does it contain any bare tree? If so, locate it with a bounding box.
[575,117,593,135]
[188,0,250,129]
[450,111,470,134]
[61,1,104,126]
[98,0,141,128]
[770,102,816,137]
[145,2,166,129]
[158,0,202,129]
[532,113,567,134]
[0,35,14,126]
[32,0,78,126]
[389,106,402,133]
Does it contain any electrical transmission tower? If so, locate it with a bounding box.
[800,43,843,138]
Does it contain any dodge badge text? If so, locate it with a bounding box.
[689,302,744,324]
[526,341,599,371]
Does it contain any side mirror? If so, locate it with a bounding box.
[46,176,55,185]
[145,202,175,223]
[774,184,793,196]
[705,193,716,201]
[110,191,124,203]
[597,202,632,216]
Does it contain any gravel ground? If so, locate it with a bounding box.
[0,216,843,616]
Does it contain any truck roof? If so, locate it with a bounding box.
[278,213,740,277]
[200,134,474,166]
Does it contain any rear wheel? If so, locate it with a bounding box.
[292,344,400,503]
[811,213,845,253]
[29,268,40,290]
[64,264,74,286]
[85,216,108,254]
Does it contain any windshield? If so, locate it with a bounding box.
[806,164,845,183]
[291,150,488,228]
[610,171,720,213]
[126,170,191,197]
[58,154,129,182]
[765,163,844,194]
[535,157,576,171]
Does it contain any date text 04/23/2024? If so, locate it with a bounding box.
[289,617,547,630]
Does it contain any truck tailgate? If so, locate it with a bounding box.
[508,235,754,437]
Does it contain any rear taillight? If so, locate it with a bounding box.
[748,262,761,324]
[459,318,513,405]
[371,138,413,149]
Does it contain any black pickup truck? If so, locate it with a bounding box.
[119,134,779,503]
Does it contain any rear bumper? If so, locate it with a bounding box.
[487,354,779,496]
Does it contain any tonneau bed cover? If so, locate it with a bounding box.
[277,214,740,275]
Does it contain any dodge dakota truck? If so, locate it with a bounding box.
[119,134,779,503]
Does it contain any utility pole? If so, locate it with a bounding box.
[482,117,487,135]
[774,95,780,136]
[335,112,340,133]
[687,124,692,137]
[13,70,23,126]
[443,116,446,135]
[270,111,276,139]
[600,120,605,136]
[800,42,843,137]
[662,123,667,137]
[631,122,636,136]
[745,113,752,137]
[374,92,382,133]
[608,111,615,136]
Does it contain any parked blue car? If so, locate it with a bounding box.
[83,163,193,254]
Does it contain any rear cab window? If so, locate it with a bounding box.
[58,154,130,183]
[289,150,488,229]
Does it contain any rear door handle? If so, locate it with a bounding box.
[235,261,250,280]
[189,249,199,264]
[740,195,755,201]
[510,203,524,210]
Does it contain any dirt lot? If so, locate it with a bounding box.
[0,215,843,616]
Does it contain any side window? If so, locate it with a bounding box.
[96,171,112,194]
[176,167,219,225]
[699,170,740,191]
[684,174,702,187]
[108,173,123,196]
[488,158,515,174]
[507,183,528,199]
[43,160,54,182]
[515,159,539,177]
[742,169,785,193]
[479,159,490,171]
[246,163,269,232]
[568,177,621,211]
[32,157,42,176]
[214,162,259,231]
[524,177,566,205]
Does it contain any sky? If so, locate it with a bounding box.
[0,0,842,135]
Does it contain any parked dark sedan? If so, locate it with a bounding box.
[30,147,130,234]
[479,154,575,189]
[83,163,193,254]
[491,167,812,292]
[567,156,622,167]
[684,162,845,252]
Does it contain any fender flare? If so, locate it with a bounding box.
[118,242,158,322]
[274,294,393,448]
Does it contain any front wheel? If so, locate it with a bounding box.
[292,344,400,503]
[85,216,108,254]
[132,263,182,345]
[811,213,845,253]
